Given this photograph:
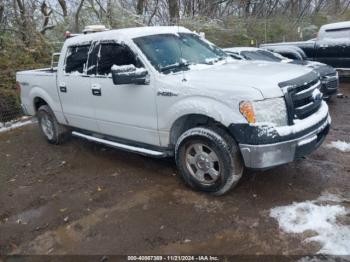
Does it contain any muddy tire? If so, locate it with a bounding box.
[37,105,69,144]
[175,126,244,196]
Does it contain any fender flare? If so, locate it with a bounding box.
[159,97,247,132]
[29,86,57,113]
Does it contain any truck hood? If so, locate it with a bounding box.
[171,60,314,99]
[289,60,336,77]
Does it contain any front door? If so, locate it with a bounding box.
[57,44,99,132]
[89,41,159,146]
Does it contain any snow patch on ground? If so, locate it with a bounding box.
[270,194,350,255]
[326,141,350,153]
[0,117,35,133]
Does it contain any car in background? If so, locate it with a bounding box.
[261,21,350,75]
[224,47,339,99]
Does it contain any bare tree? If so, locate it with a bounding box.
[40,1,54,34]
[148,0,159,25]
[74,0,85,32]
[14,0,29,44]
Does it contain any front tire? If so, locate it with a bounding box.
[175,126,244,195]
[37,105,69,144]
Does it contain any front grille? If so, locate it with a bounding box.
[279,72,323,124]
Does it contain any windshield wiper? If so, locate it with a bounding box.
[160,61,190,73]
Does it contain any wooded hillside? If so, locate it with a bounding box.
[1,0,350,98]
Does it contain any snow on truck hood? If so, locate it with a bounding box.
[167,60,314,99]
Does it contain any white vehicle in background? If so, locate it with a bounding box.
[17,26,331,195]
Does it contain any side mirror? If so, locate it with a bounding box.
[111,64,149,85]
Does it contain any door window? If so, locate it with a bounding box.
[65,45,90,74]
[94,43,141,76]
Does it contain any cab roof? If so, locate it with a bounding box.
[320,21,350,31]
[65,26,192,46]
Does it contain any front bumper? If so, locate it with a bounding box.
[320,74,339,98]
[337,68,350,78]
[229,102,331,169]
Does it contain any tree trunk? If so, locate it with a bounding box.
[40,1,54,35]
[333,0,341,14]
[148,0,159,25]
[243,0,251,17]
[290,0,299,16]
[15,0,28,45]
[184,0,193,17]
[74,0,85,33]
[168,0,179,25]
[58,0,68,17]
[0,1,4,25]
[136,0,145,15]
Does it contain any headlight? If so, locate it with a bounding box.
[239,98,288,126]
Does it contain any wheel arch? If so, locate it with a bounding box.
[29,86,67,124]
[33,96,48,112]
[29,87,55,113]
[169,114,234,148]
[159,97,245,148]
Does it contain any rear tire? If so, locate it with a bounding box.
[175,126,244,196]
[37,105,69,144]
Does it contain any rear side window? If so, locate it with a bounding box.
[323,28,350,39]
[96,43,140,76]
[65,45,90,74]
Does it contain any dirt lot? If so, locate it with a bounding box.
[0,83,350,257]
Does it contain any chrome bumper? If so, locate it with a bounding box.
[239,115,331,169]
[336,68,350,77]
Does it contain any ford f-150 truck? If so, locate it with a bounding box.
[17,26,331,195]
[261,21,350,75]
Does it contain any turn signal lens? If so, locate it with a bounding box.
[239,101,256,124]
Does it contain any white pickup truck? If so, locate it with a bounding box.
[17,26,331,195]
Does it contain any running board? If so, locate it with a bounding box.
[72,131,166,157]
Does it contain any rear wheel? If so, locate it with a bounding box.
[37,105,69,144]
[175,126,244,195]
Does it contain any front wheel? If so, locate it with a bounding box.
[175,126,244,195]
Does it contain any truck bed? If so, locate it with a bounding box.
[17,67,57,75]
[16,68,60,117]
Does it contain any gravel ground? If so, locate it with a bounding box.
[0,82,349,257]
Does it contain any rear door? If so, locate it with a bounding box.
[88,41,160,146]
[57,44,99,132]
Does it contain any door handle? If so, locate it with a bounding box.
[59,82,67,93]
[91,84,101,96]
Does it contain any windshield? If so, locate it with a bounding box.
[133,33,227,74]
[240,50,283,62]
